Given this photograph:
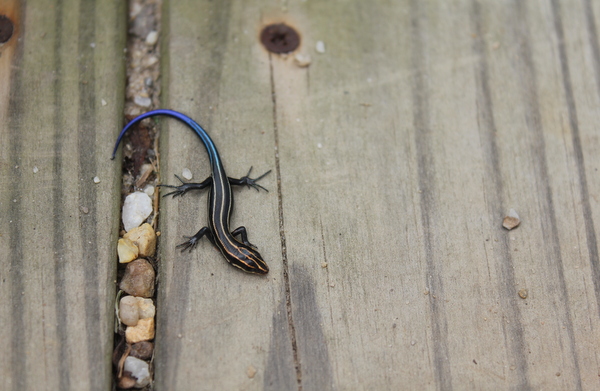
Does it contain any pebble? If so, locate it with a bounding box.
[124,223,156,257]
[316,40,326,53]
[134,96,152,108]
[145,30,158,46]
[126,317,155,344]
[119,295,156,327]
[120,259,155,298]
[137,297,156,319]
[101,99,107,106]
[503,209,521,230]
[118,238,139,264]
[120,295,140,326]
[294,53,311,67]
[124,356,151,387]
[144,185,155,196]
[122,191,153,232]
[33,166,39,173]
[130,341,154,360]
[117,374,136,389]
[518,288,528,299]
[93,176,100,184]
[182,168,193,180]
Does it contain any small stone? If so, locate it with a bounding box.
[130,341,154,360]
[120,296,140,326]
[101,99,107,106]
[294,53,311,67]
[144,185,155,196]
[503,209,521,230]
[182,168,193,180]
[137,298,156,319]
[126,318,155,344]
[118,238,139,264]
[134,96,152,107]
[321,262,328,268]
[124,356,151,387]
[93,176,100,184]
[518,289,528,299]
[33,166,39,173]
[144,55,158,67]
[316,40,325,53]
[246,364,257,378]
[145,30,158,46]
[122,192,153,232]
[117,374,136,389]
[124,223,156,257]
[120,259,155,298]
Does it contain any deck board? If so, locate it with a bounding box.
[2,0,600,389]
[157,0,600,389]
[0,0,126,389]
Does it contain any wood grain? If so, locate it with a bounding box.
[2,0,600,389]
[0,0,126,389]
[157,0,600,389]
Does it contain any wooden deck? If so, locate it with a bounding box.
[2,0,600,389]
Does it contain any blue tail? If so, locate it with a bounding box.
[111,109,219,167]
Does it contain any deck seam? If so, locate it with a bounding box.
[268,53,303,391]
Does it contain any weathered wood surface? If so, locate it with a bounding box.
[0,0,126,390]
[2,0,600,390]
[158,0,600,390]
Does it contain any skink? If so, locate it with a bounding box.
[112,109,270,274]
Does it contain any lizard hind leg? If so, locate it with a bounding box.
[231,226,257,249]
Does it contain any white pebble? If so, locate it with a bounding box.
[134,96,152,107]
[33,166,39,173]
[101,99,107,106]
[122,192,153,232]
[93,176,100,184]
[294,53,311,67]
[146,30,159,46]
[145,55,158,67]
[119,296,140,326]
[90,42,96,48]
[316,41,325,53]
[182,168,193,180]
[124,356,151,387]
[144,185,155,196]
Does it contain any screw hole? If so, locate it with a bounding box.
[260,24,300,54]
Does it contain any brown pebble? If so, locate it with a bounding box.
[120,259,155,298]
[130,341,154,360]
[518,289,528,299]
[118,373,136,389]
[246,364,257,378]
[503,209,521,230]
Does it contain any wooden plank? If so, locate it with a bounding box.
[155,1,292,390]
[0,1,126,389]
[159,0,600,390]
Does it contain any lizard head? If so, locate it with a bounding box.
[230,245,269,275]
